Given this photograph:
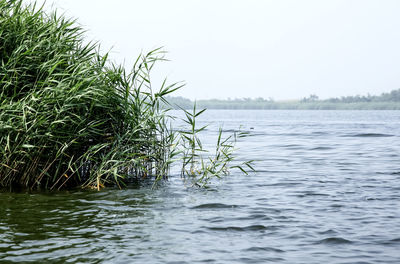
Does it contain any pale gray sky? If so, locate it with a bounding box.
[36,0,400,100]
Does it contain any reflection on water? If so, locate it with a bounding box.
[1,110,400,263]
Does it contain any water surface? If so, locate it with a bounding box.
[1,110,400,263]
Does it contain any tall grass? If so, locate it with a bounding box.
[0,0,253,191]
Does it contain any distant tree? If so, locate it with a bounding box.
[302,94,319,102]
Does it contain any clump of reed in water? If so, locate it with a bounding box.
[0,0,253,191]
[178,103,254,187]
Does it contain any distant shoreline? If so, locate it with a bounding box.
[166,89,400,110]
[170,102,400,110]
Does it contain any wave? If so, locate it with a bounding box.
[342,133,394,137]
[381,238,400,245]
[191,203,241,209]
[310,146,333,150]
[207,224,276,232]
[245,246,284,253]
[315,237,353,245]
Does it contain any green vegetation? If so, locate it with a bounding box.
[179,104,254,187]
[0,1,252,191]
[166,90,400,110]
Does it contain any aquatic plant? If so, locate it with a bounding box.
[179,104,254,187]
[0,0,253,191]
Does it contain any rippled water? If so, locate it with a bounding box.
[1,110,400,263]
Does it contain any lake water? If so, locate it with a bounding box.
[1,110,400,263]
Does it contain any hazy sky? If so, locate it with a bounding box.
[36,0,400,100]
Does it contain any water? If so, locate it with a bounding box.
[1,110,400,263]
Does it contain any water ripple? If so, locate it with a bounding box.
[207,224,277,232]
[2,110,400,263]
[342,133,395,137]
[315,237,354,245]
[191,203,242,209]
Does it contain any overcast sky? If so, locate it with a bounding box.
[36,0,400,100]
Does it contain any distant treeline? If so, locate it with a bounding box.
[166,89,400,110]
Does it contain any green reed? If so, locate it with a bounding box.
[178,104,255,187]
[0,0,253,190]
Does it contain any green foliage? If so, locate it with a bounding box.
[0,0,253,190]
[0,1,175,190]
[178,104,255,187]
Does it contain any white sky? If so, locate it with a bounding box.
[35,0,400,100]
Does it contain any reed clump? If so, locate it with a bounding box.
[0,0,253,191]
